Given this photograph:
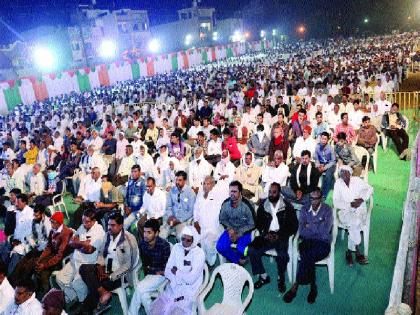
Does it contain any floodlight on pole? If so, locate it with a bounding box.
[212,32,218,41]
[148,38,161,53]
[33,46,55,71]
[364,17,369,24]
[99,40,117,59]
[185,34,193,46]
[272,29,277,36]
[260,30,266,38]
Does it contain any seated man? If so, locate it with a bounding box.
[79,212,138,314]
[149,226,205,315]
[28,164,45,201]
[73,167,102,228]
[92,175,119,226]
[9,204,51,287]
[3,278,43,315]
[261,150,290,198]
[217,180,255,265]
[247,124,270,162]
[234,152,262,200]
[160,171,196,240]
[73,146,108,200]
[0,194,34,275]
[314,132,337,199]
[283,188,333,304]
[248,183,298,293]
[194,176,227,266]
[335,132,362,177]
[357,116,378,154]
[333,166,373,266]
[136,177,166,240]
[113,145,136,187]
[129,219,171,315]
[34,212,73,297]
[55,208,105,304]
[188,147,213,193]
[282,150,320,205]
[333,113,356,144]
[0,261,14,314]
[124,165,146,230]
[381,103,410,160]
[34,166,63,208]
[41,289,66,315]
[292,125,317,163]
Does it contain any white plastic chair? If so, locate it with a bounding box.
[112,258,142,315]
[353,146,370,182]
[264,234,294,284]
[292,220,338,294]
[197,263,254,315]
[370,136,380,173]
[335,195,374,257]
[48,193,69,219]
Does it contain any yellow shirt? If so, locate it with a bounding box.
[24,147,39,164]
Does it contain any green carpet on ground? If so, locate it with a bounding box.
[60,123,416,315]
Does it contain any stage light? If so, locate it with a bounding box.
[260,30,266,38]
[364,17,369,24]
[148,38,160,53]
[232,30,242,42]
[272,29,277,36]
[33,46,55,71]
[185,34,193,45]
[99,40,117,59]
[297,25,306,34]
[212,32,218,41]
[244,31,250,39]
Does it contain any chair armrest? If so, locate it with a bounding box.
[197,272,217,314]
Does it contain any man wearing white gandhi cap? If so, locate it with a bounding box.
[333,165,373,266]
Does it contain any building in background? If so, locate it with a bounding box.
[69,6,151,66]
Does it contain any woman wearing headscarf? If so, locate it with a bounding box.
[188,147,213,193]
[150,226,205,315]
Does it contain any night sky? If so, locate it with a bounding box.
[0,0,416,45]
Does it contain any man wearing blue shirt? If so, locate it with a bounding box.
[283,188,333,304]
[314,132,336,199]
[160,171,196,240]
[124,165,146,229]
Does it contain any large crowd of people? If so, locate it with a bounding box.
[0,31,417,315]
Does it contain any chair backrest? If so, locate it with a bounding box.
[213,263,253,307]
[353,145,369,178]
[195,263,210,298]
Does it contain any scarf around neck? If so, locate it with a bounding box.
[296,162,312,187]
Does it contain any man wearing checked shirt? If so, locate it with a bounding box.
[160,170,196,240]
[124,164,146,229]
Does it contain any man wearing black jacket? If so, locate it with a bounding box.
[248,182,298,293]
[282,150,320,205]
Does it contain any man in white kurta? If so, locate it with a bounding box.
[0,266,14,314]
[333,166,373,265]
[193,176,227,266]
[261,150,290,198]
[188,148,213,193]
[150,226,205,315]
[55,209,105,303]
